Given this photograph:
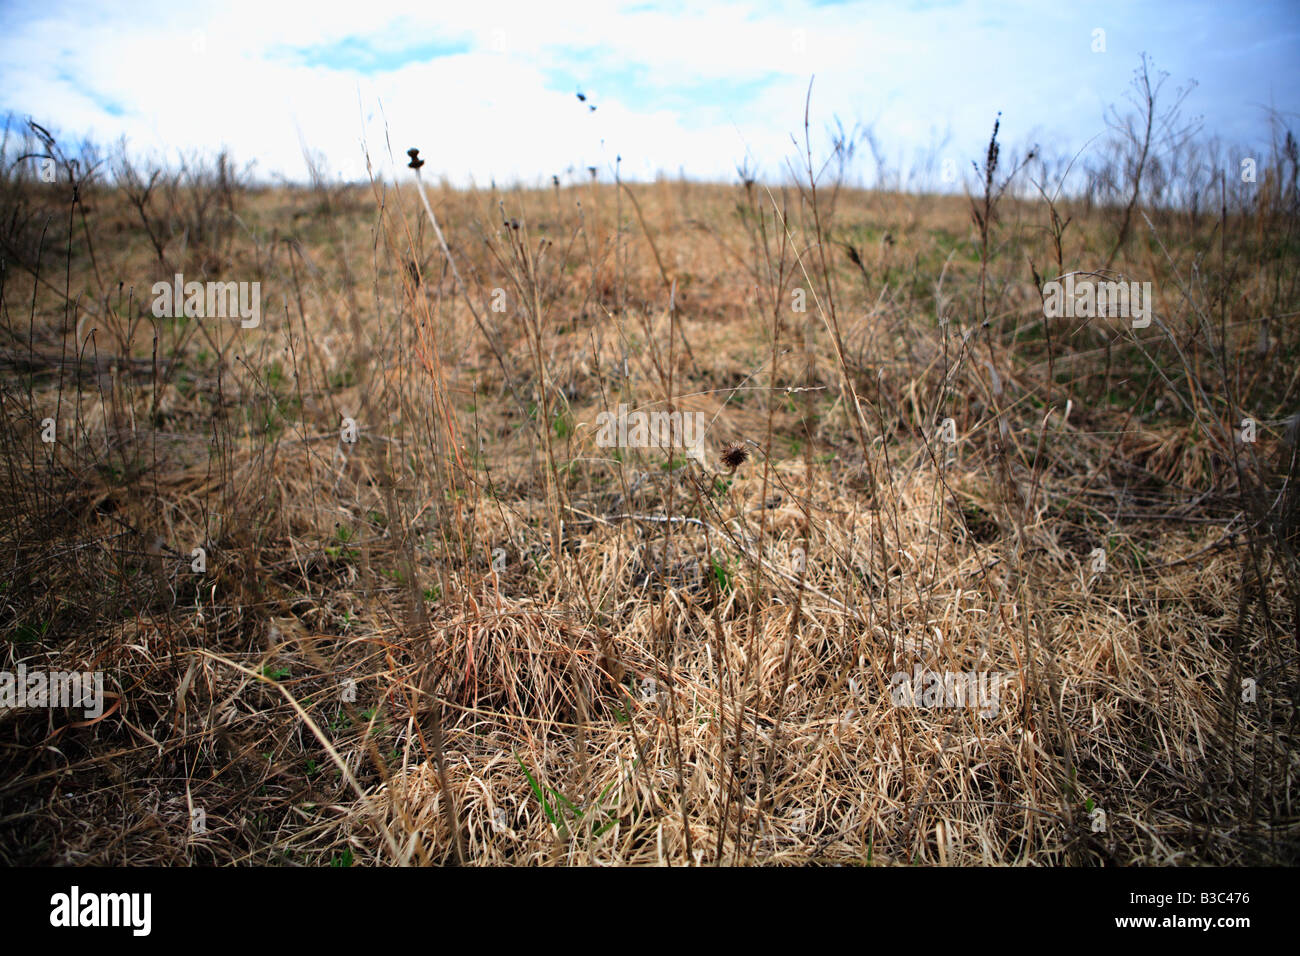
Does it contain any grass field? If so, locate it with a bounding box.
[1,105,1297,866]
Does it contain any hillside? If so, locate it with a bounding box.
[1,133,1297,865]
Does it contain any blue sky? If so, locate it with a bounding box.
[1,0,1297,188]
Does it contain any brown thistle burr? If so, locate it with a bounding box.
[719,441,749,475]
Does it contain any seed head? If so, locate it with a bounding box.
[406,148,425,170]
[720,441,749,473]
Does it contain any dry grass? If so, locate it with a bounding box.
[0,113,1297,866]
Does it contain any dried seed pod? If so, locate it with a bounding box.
[720,441,749,473]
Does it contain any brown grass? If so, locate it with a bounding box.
[0,117,1296,865]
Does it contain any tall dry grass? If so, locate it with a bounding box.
[0,78,1296,865]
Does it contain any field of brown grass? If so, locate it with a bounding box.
[1,119,1297,865]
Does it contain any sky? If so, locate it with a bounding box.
[1,0,1297,189]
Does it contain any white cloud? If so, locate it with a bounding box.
[0,0,1294,187]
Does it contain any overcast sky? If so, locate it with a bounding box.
[1,0,1297,188]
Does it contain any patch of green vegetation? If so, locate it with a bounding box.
[10,617,52,644]
[514,751,619,839]
[926,227,974,261]
[710,552,733,593]
[265,359,286,390]
[843,223,886,245]
[324,542,358,561]
[553,410,573,440]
